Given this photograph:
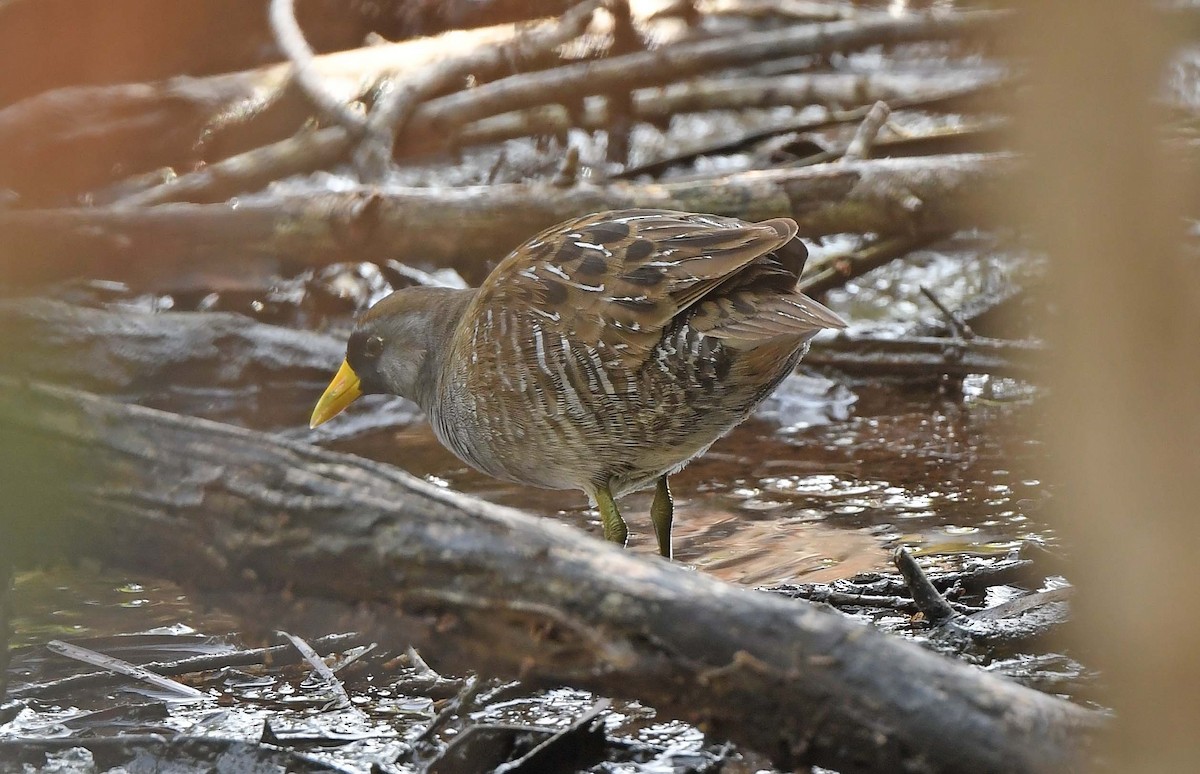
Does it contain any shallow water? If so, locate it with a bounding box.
[322,373,1045,587]
[3,368,1049,773]
[8,231,1050,636]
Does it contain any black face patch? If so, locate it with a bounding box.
[588,220,631,244]
[345,331,387,394]
[346,331,369,365]
[541,277,568,304]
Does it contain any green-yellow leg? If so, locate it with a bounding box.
[651,475,673,559]
[595,484,628,547]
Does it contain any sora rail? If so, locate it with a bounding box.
[311,209,846,558]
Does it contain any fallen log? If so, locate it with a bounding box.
[0,299,421,439]
[0,300,347,428]
[0,300,1035,423]
[0,17,571,202]
[112,0,602,206]
[0,153,1015,287]
[398,9,1004,154]
[0,0,547,108]
[803,331,1044,379]
[0,380,1102,773]
[0,299,339,394]
[0,8,1003,202]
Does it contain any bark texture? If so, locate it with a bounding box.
[0,380,1102,774]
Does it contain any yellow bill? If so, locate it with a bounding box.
[310,359,362,428]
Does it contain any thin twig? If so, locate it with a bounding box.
[401,674,482,765]
[353,0,602,181]
[112,126,349,207]
[269,0,368,136]
[842,100,891,162]
[799,230,953,297]
[919,285,976,339]
[552,145,581,187]
[279,630,353,710]
[892,548,958,624]
[485,147,510,184]
[406,646,444,681]
[46,640,208,701]
[9,633,362,700]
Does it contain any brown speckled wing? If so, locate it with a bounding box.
[470,209,805,367]
[438,209,847,493]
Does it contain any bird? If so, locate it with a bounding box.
[310,209,846,558]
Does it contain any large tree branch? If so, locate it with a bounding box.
[0,8,1004,202]
[0,380,1102,773]
[0,18,565,201]
[0,153,1014,287]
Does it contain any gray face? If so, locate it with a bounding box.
[343,286,476,403]
[345,317,428,401]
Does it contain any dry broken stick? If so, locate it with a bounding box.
[920,284,976,339]
[799,230,955,297]
[353,0,602,181]
[112,127,351,208]
[45,640,208,701]
[269,0,368,137]
[112,1,601,204]
[468,70,1009,164]
[805,331,1043,379]
[610,79,1010,181]
[7,633,362,700]
[278,631,355,711]
[841,100,892,162]
[892,548,1075,651]
[0,19,568,202]
[893,548,959,625]
[403,675,483,769]
[403,9,1005,152]
[912,280,1028,339]
[426,698,610,773]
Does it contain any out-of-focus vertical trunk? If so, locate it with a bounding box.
[1010,2,1200,770]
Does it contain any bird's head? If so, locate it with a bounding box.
[309,287,473,428]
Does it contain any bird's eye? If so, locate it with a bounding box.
[364,335,384,358]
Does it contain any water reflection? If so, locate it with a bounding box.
[6,374,1048,649]
[326,378,1048,587]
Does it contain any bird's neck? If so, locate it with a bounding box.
[412,288,477,413]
